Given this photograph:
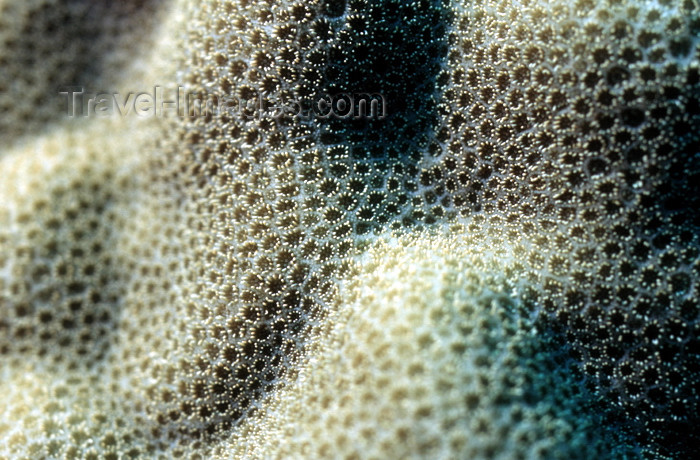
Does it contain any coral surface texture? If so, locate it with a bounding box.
[0,0,698,459]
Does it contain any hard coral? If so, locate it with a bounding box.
[0,0,698,459]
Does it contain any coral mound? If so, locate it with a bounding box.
[0,0,698,459]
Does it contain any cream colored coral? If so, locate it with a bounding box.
[201,229,632,459]
[0,0,698,458]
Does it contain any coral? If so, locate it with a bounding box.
[442,1,700,455]
[0,0,169,143]
[202,230,636,459]
[0,0,698,459]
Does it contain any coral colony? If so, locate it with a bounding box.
[0,0,698,459]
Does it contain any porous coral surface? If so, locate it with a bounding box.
[0,0,698,459]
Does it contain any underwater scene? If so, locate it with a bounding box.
[0,0,698,458]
